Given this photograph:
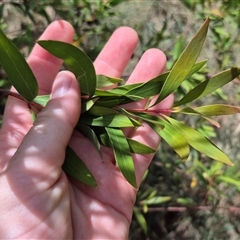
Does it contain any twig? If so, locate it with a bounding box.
[138,206,240,213]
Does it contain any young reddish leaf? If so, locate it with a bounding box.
[0,29,38,102]
[105,127,137,188]
[38,40,96,97]
[63,146,97,187]
[175,67,240,106]
[165,116,234,166]
[153,18,209,106]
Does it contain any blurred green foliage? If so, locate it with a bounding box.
[0,0,240,239]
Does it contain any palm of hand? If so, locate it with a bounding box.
[0,21,172,239]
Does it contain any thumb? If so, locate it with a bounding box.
[7,71,81,188]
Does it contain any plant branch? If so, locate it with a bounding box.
[0,88,43,110]
[138,206,240,213]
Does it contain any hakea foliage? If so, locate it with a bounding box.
[0,18,240,188]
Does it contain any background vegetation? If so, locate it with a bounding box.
[0,0,240,239]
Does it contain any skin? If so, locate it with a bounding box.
[0,20,174,239]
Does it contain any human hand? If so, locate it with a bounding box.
[0,20,173,239]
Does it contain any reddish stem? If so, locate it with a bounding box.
[126,108,172,115]
[0,88,43,110]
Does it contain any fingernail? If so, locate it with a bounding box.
[52,78,71,99]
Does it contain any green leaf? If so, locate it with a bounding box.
[175,67,240,106]
[78,114,141,127]
[195,104,240,116]
[139,196,172,205]
[133,206,148,235]
[187,59,208,77]
[37,40,96,97]
[152,118,190,161]
[216,175,240,190]
[105,127,137,188]
[176,197,195,205]
[95,89,123,97]
[88,105,118,116]
[81,98,98,113]
[172,106,220,128]
[0,29,38,102]
[63,146,97,187]
[153,18,209,105]
[96,75,123,88]
[99,133,155,154]
[97,60,206,104]
[124,72,168,99]
[124,110,189,160]
[33,95,50,107]
[165,116,234,166]
[94,98,126,108]
[127,138,156,154]
[76,124,102,157]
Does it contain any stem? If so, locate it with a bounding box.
[0,88,43,110]
[127,108,172,115]
[138,206,240,213]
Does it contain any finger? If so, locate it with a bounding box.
[123,49,174,185]
[94,26,138,77]
[123,49,167,137]
[6,71,81,189]
[28,20,74,95]
[0,20,74,149]
[132,94,174,185]
[125,48,167,111]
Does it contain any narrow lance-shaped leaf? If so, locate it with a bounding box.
[76,124,102,157]
[123,72,168,99]
[127,138,156,154]
[94,60,207,107]
[96,75,123,88]
[105,127,137,188]
[165,116,234,166]
[132,112,190,161]
[172,106,220,128]
[63,146,97,187]
[194,104,240,116]
[187,59,208,77]
[139,196,172,205]
[153,18,209,106]
[37,40,96,97]
[81,98,98,113]
[33,95,50,107]
[94,97,126,108]
[0,29,38,102]
[88,105,118,116]
[100,132,155,154]
[175,67,240,106]
[78,114,141,128]
[133,207,148,235]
